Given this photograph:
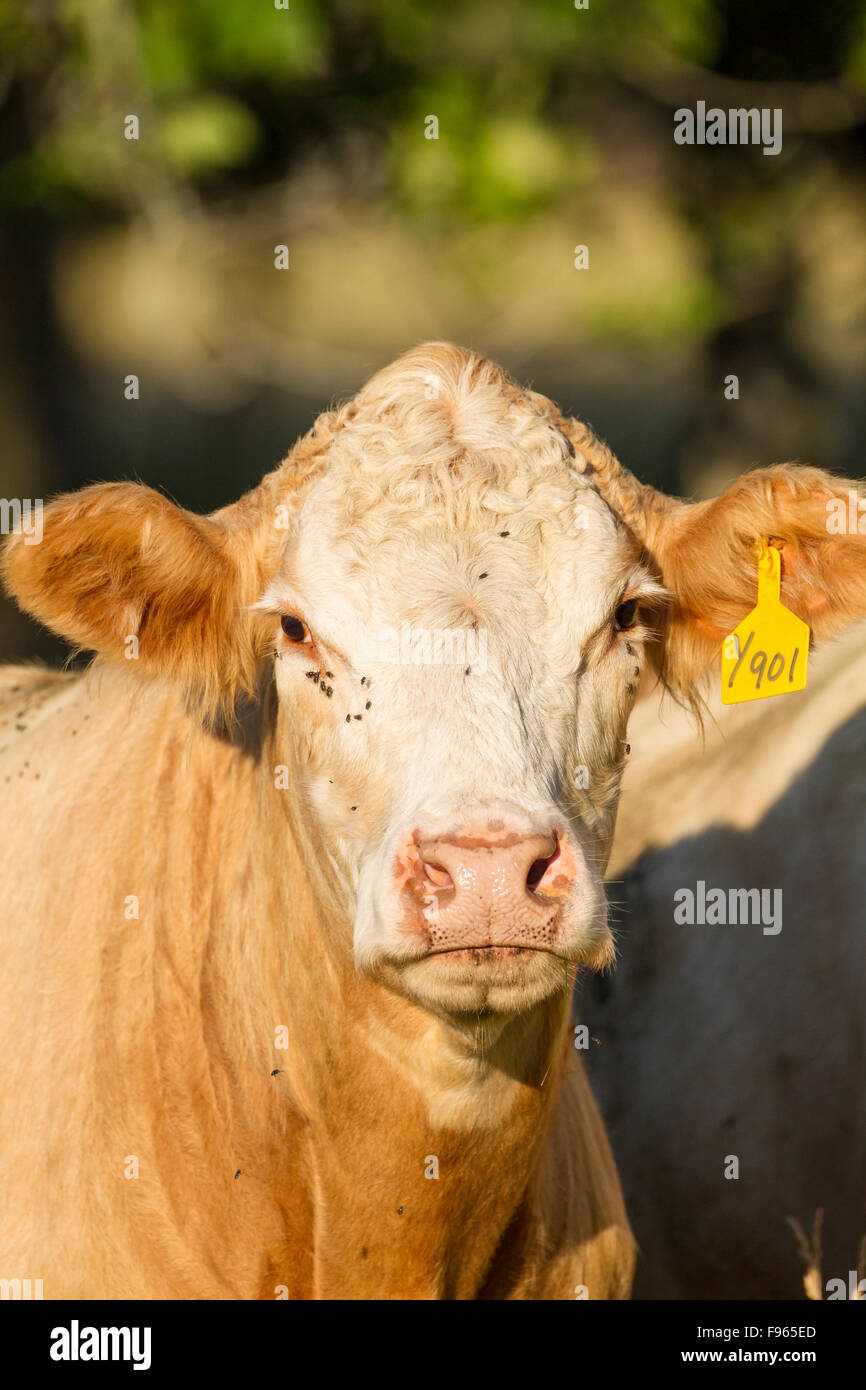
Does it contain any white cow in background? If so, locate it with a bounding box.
[588,621,866,1298]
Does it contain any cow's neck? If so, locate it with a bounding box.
[195,706,569,1299]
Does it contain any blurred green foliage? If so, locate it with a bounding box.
[1,0,863,366]
[138,0,327,88]
[1,0,861,219]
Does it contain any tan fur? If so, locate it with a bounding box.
[2,342,865,1301]
[0,664,630,1298]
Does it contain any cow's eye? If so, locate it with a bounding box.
[614,598,639,631]
[281,614,310,643]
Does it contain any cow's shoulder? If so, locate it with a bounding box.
[0,662,74,707]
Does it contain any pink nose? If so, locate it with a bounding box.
[406,830,577,953]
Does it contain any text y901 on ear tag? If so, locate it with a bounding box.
[721,542,810,705]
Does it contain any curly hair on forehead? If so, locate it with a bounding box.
[337,341,666,549]
[314,342,590,532]
[223,341,618,564]
[352,341,574,457]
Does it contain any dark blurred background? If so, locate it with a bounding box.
[1,0,864,663]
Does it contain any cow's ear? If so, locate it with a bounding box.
[1,482,271,716]
[647,464,866,700]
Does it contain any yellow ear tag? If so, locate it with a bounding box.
[721,542,809,705]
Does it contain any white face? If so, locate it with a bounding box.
[260,392,663,1020]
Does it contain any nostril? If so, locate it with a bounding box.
[526,841,560,891]
[526,858,547,888]
[423,860,453,889]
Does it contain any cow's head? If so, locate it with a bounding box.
[5,344,866,1020]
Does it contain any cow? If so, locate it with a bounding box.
[0,342,864,1299]
[589,618,866,1299]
